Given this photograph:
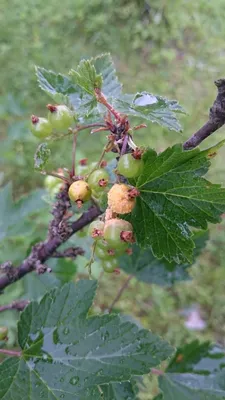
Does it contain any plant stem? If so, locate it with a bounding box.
[120,133,129,156]
[41,171,70,184]
[183,78,225,150]
[108,275,133,312]
[85,241,97,277]
[151,368,164,376]
[0,300,29,313]
[95,88,121,121]
[71,132,77,177]
[0,349,21,357]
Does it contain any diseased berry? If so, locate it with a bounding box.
[88,169,110,192]
[68,180,92,206]
[47,104,74,131]
[117,153,144,178]
[107,184,137,214]
[30,115,52,138]
[102,258,118,273]
[103,218,134,250]
[88,220,104,239]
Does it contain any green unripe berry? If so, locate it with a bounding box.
[44,175,61,191]
[68,180,92,205]
[103,218,133,250]
[88,169,110,192]
[47,104,74,131]
[88,220,104,239]
[95,246,114,260]
[30,115,52,138]
[0,326,8,340]
[102,258,118,273]
[117,153,144,178]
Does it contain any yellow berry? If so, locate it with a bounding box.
[68,180,92,203]
[107,184,135,214]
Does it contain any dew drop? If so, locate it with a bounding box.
[63,327,70,335]
[60,377,64,383]
[60,395,65,399]
[69,376,80,386]
[84,377,88,383]
[42,354,48,361]
[97,369,103,376]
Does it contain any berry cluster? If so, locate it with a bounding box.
[30,104,74,138]
[30,97,146,275]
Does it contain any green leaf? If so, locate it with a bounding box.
[35,66,79,105]
[158,373,225,399]
[100,381,138,399]
[69,59,102,95]
[22,258,77,300]
[119,231,208,286]
[128,144,225,263]
[113,92,185,132]
[0,183,45,242]
[0,358,102,400]
[167,340,225,374]
[158,340,225,400]
[34,142,51,171]
[0,281,173,399]
[93,53,122,97]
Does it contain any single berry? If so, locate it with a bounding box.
[68,180,92,206]
[117,153,144,178]
[0,326,8,340]
[95,245,114,260]
[44,175,62,191]
[102,258,118,273]
[107,184,136,214]
[103,218,133,250]
[88,220,104,239]
[88,169,110,192]
[30,115,52,138]
[47,104,74,131]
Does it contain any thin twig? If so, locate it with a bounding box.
[183,79,225,150]
[41,171,70,184]
[108,275,133,312]
[0,300,29,313]
[0,187,101,292]
[151,368,164,376]
[71,133,77,177]
[0,349,21,357]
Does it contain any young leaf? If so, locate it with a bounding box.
[0,183,45,242]
[34,142,51,170]
[69,59,102,95]
[158,340,225,400]
[93,53,122,97]
[100,381,138,399]
[0,281,174,399]
[35,66,79,105]
[128,144,225,263]
[119,231,208,286]
[113,92,185,131]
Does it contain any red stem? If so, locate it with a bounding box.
[0,349,21,357]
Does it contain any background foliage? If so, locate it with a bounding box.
[1,0,225,398]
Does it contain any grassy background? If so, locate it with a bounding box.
[1,0,225,397]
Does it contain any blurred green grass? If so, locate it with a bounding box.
[1,1,225,397]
